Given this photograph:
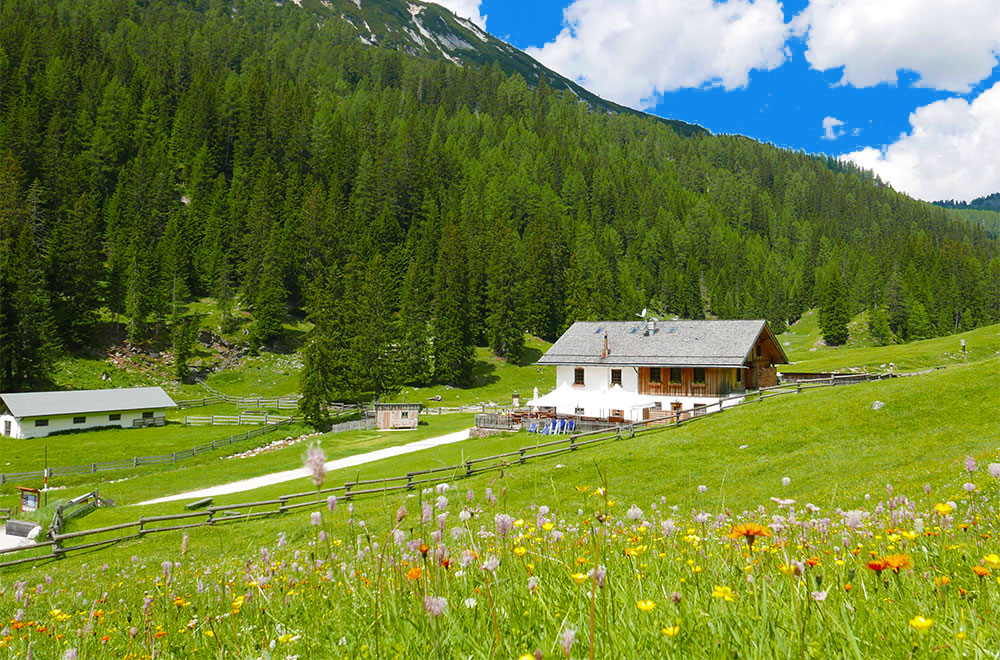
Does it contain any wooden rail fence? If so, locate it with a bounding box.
[184,413,294,426]
[0,367,933,571]
[0,420,295,486]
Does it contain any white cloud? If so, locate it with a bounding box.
[843,81,1000,201]
[822,116,845,140]
[794,0,1000,92]
[525,0,790,109]
[429,0,486,30]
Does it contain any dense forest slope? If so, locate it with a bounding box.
[0,0,998,403]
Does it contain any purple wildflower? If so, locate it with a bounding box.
[305,443,327,488]
[311,511,322,526]
[482,555,500,572]
[561,628,576,657]
[396,504,407,522]
[965,456,978,472]
[989,463,1000,479]
[422,502,433,524]
[423,595,447,617]
[495,513,515,536]
[327,495,337,512]
[963,482,977,493]
[811,590,828,602]
[527,576,540,594]
[626,504,643,520]
[698,485,707,493]
[781,477,790,486]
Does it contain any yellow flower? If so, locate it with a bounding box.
[900,530,917,541]
[519,655,535,660]
[983,554,1000,569]
[712,585,736,602]
[691,565,703,574]
[542,522,554,532]
[278,633,296,644]
[575,485,590,493]
[661,625,680,637]
[909,616,933,633]
[204,630,216,638]
[778,564,796,577]
[934,576,951,587]
[624,545,647,557]
[957,631,966,640]
[513,546,527,557]
[637,600,656,612]
[570,572,589,584]
[173,596,189,608]
[934,503,953,516]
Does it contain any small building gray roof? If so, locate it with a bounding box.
[537,320,788,367]
[0,387,176,419]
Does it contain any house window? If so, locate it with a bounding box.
[735,369,743,385]
[73,416,86,424]
[649,367,661,384]
[693,368,706,384]
[755,345,762,359]
[610,409,624,419]
[143,411,154,419]
[574,368,585,385]
[3,420,10,436]
[35,419,49,427]
[401,411,409,419]
[575,407,585,416]
[109,413,121,421]
[611,369,622,386]
[669,368,682,384]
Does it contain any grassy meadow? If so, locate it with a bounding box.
[1,358,997,657]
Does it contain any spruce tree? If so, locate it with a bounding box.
[47,192,103,345]
[432,223,473,385]
[485,223,523,361]
[907,301,933,340]
[868,306,893,346]
[249,234,287,349]
[818,266,849,345]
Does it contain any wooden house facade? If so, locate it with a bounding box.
[531,319,788,422]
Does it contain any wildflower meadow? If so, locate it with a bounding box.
[3,457,1000,658]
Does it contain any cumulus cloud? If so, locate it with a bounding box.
[843,82,1000,202]
[525,0,790,109]
[430,0,486,30]
[794,0,1000,92]
[822,116,845,140]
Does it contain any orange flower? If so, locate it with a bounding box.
[844,583,853,591]
[805,557,821,567]
[419,544,430,557]
[727,522,772,547]
[972,565,990,578]
[154,631,167,639]
[866,559,888,573]
[100,635,110,643]
[883,554,913,573]
[406,566,423,580]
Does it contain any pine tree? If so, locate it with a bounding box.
[351,255,401,400]
[818,266,849,345]
[885,269,908,337]
[485,223,523,361]
[47,192,103,345]
[172,316,199,382]
[249,234,287,349]
[432,223,473,385]
[907,301,933,341]
[868,306,893,346]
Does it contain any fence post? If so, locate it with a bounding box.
[133,456,138,468]
[91,463,96,473]
[172,452,177,463]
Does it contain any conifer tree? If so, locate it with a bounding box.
[868,306,893,346]
[485,223,523,361]
[47,192,103,345]
[249,234,287,349]
[907,301,933,340]
[818,266,849,345]
[432,223,473,385]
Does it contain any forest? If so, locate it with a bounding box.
[1,0,998,415]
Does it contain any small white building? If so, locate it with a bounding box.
[529,319,788,422]
[0,387,177,439]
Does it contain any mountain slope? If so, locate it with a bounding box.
[296,0,706,136]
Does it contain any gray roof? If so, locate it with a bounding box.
[0,387,176,419]
[537,320,788,367]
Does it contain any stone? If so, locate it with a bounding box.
[872,401,885,411]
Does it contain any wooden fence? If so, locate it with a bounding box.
[0,420,295,486]
[175,394,302,410]
[0,367,933,571]
[185,413,294,426]
[48,490,114,539]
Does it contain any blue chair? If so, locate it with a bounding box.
[567,420,576,433]
[527,422,537,434]
[558,419,567,434]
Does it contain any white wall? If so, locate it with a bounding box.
[1,413,21,439]
[555,365,639,392]
[547,366,744,421]
[7,410,161,439]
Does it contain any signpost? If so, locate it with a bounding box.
[15,486,41,513]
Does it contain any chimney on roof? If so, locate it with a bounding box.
[601,331,610,359]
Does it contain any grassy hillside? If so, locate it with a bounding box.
[2,360,997,658]
[784,322,1000,373]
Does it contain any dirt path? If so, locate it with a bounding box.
[137,428,473,505]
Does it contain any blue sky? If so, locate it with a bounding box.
[445,0,1000,202]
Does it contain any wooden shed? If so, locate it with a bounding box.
[374,403,421,430]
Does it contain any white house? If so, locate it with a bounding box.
[529,319,788,422]
[0,387,177,439]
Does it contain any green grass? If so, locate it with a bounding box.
[778,308,876,362]
[391,336,554,407]
[2,361,998,658]
[784,322,1000,373]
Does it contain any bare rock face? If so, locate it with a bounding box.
[872,401,885,411]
